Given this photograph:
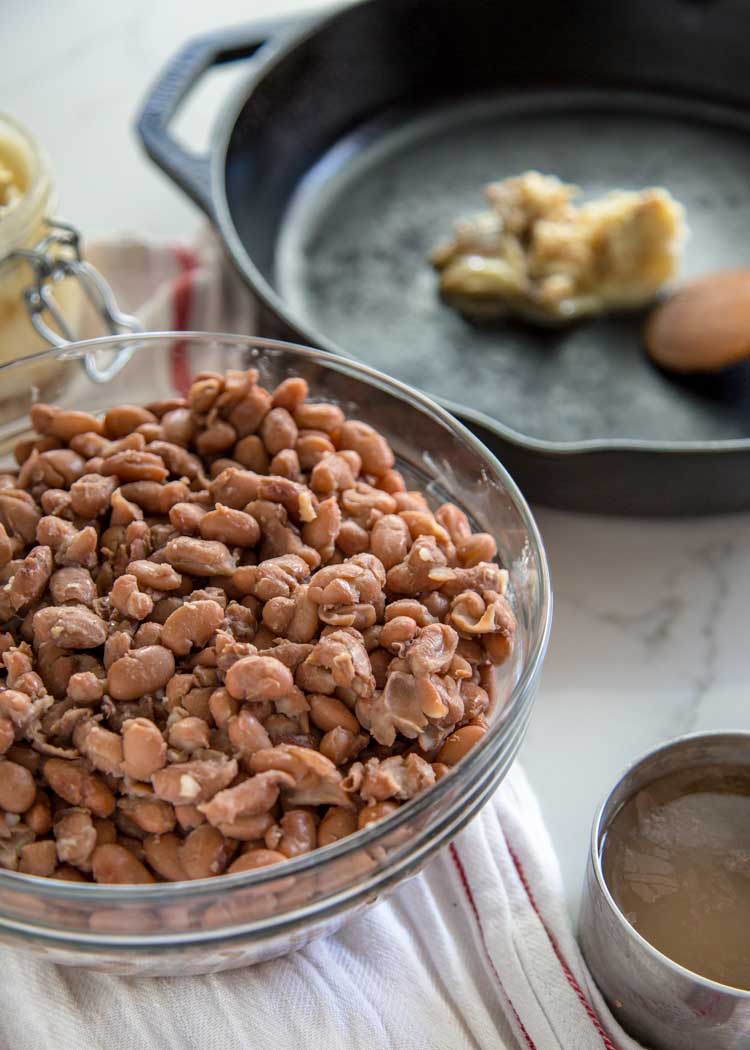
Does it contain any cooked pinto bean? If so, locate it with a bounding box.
[436,724,487,766]
[107,647,175,701]
[69,474,118,518]
[0,759,36,812]
[33,605,107,649]
[143,832,187,880]
[162,536,236,577]
[44,759,115,818]
[227,848,286,873]
[161,600,224,656]
[19,840,57,877]
[199,504,260,547]
[225,654,294,702]
[91,844,155,884]
[49,566,96,606]
[318,806,357,847]
[120,718,167,781]
[179,824,233,879]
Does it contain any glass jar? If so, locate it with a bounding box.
[0,114,82,394]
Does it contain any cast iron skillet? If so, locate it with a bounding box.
[137,0,750,516]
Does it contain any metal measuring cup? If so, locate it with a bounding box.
[579,731,750,1050]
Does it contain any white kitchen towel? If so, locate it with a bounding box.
[0,232,645,1050]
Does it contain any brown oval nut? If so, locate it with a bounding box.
[127,559,182,591]
[91,843,155,884]
[199,504,260,547]
[143,832,187,881]
[120,718,167,780]
[107,646,176,701]
[645,269,750,373]
[161,600,224,656]
[151,756,238,805]
[162,536,236,577]
[32,605,107,649]
[69,474,118,519]
[43,759,115,818]
[225,655,294,702]
[0,759,37,813]
[338,419,395,475]
[436,724,487,766]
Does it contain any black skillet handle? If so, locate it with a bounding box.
[136,19,296,218]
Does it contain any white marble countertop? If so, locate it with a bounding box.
[3,0,749,921]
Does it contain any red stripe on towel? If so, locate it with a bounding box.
[169,245,199,397]
[505,840,617,1050]
[449,843,537,1050]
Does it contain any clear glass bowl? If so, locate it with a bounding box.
[0,333,552,975]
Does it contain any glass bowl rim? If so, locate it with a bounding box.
[0,331,552,902]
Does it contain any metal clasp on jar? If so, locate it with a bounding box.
[4,219,142,383]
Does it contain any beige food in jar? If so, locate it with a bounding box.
[0,115,81,388]
[0,366,516,883]
[431,170,686,324]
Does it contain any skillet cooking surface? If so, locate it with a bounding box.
[276,90,750,445]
